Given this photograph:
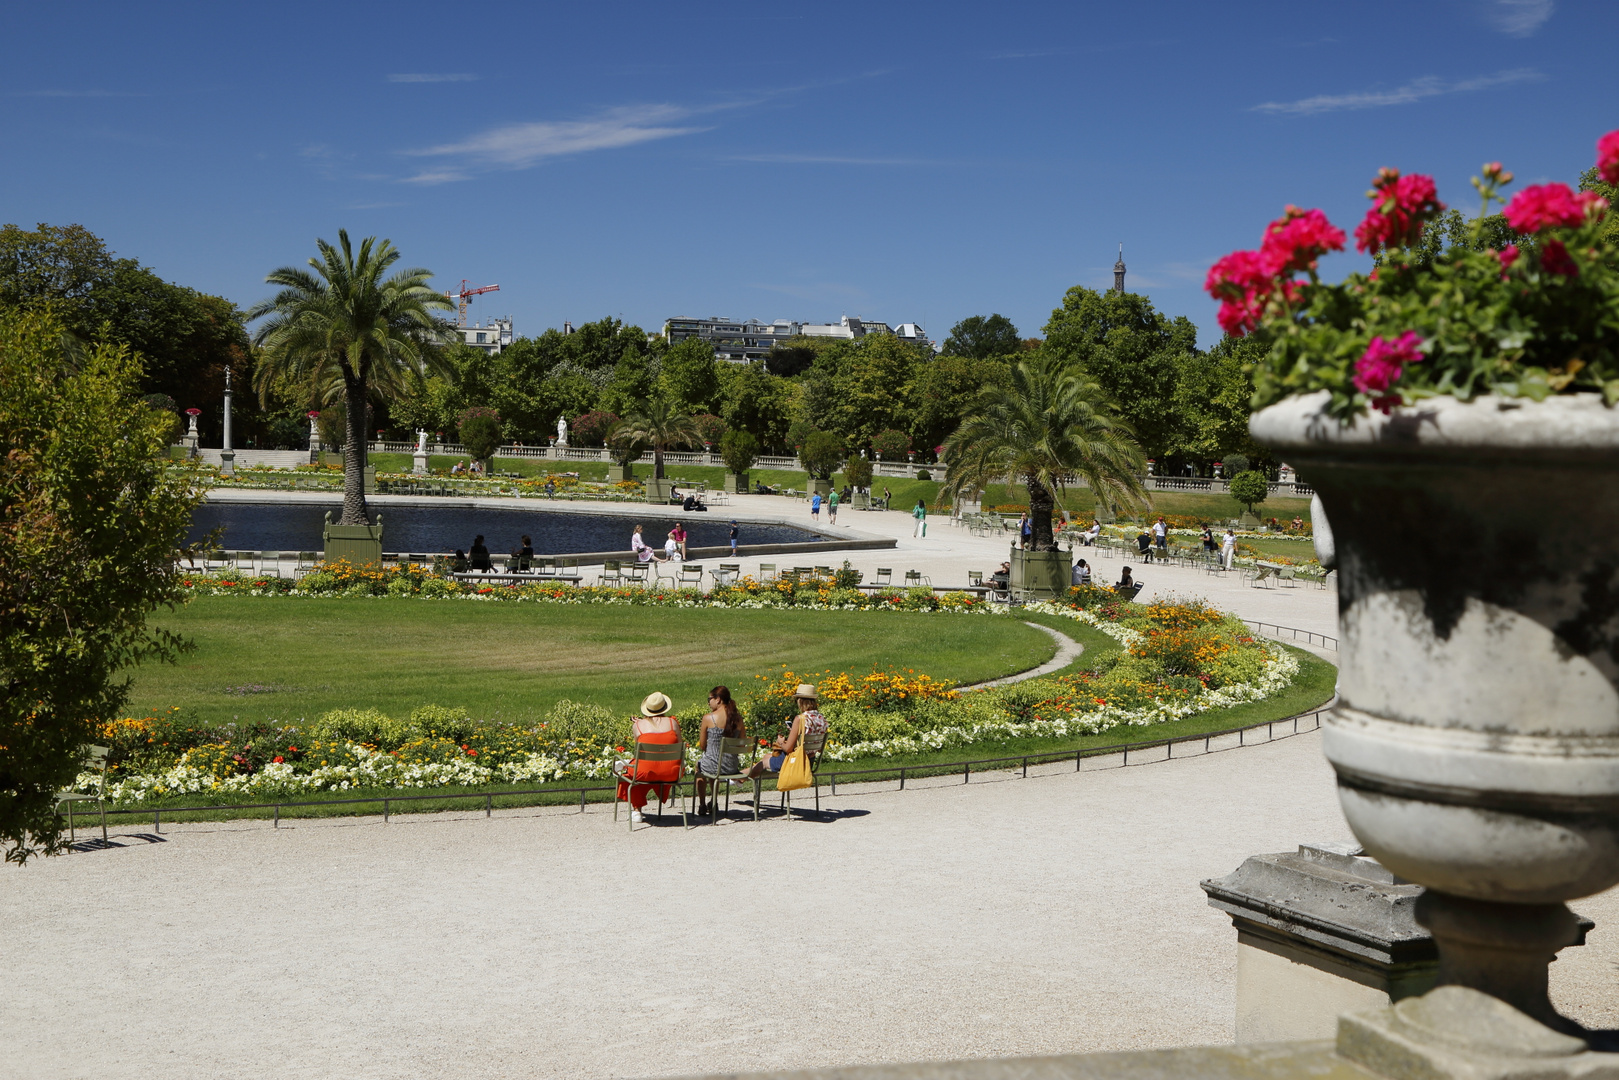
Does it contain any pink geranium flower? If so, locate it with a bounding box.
[1502,183,1607,232]
[1354,170,1444,255]
[1598,130,1619,186]
[1540,239,1579,277]
[1205,249,1271,337]
[1258,206,1346,277]
[1354,332,1424,413]
[1496,244,1519,270]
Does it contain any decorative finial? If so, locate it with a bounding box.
[1113,244,1127,294]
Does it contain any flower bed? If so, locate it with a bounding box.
[80,594,1297,805]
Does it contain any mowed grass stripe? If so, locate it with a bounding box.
[129,598,1058,724]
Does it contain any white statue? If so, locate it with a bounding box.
[415,428,428,453]
[556,416,569,446]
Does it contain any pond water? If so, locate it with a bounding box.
[190,502,823,554]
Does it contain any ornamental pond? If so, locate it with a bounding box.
[189,501,825,555]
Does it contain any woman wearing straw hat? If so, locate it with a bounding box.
[614,691,684,824]
[739,683,827,783]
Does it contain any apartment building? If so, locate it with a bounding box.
[663,314,931,361]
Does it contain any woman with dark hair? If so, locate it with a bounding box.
[694,685,745,817]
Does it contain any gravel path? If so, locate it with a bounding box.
[7,729,1613,1080]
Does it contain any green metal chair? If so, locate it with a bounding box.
[749,728,828,822]
[56,745,110,847]
[690,735,752,825]
[612,740,688,831]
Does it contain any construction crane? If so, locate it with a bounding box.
[445,280,500,327]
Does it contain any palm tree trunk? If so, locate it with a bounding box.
[654,444,665,480]
[1027,476,1056,551]
[341,378,370,526]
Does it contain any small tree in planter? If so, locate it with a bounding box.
[843,454,873,490]
[719,429,758,493]
[457,407,502,470]
[800,430,845,494]
[612,397,701,498]
[1214,130,1619,1046]
[605,426,646,482]
[1227,469,1268,523]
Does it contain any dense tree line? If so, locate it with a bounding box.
[0,222,1275,473]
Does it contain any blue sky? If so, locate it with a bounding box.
[4,0,1615,348]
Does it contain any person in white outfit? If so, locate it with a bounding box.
[1220,528,1237,570]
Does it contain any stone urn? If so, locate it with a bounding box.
[1251,390,1619,1043]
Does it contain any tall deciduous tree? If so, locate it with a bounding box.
[941,313,1021,359]
[0,308,204,862]
[943,354,1145,550]
[247,231,454,525]
[1043,287,1197,461]
[657,336,721,414]
[801,334,926,448]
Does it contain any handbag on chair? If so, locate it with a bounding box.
[776,743,814,792]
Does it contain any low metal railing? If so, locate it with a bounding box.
[1241,620,1338,651]
[78,704,1334,834]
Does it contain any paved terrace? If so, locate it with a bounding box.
[8,732,1615,1080]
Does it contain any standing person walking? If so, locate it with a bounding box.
[1221,527,1237,570]
[912,499,928,538]
[729,520,739,556]
[827,488,839,525]
[1153,516,1168,556]
[810,491,821,521]
[1018,513,1032,549]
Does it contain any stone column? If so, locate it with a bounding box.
[183,408,200,451]
[219,370,234,476]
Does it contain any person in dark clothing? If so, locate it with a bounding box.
[1135,531,1153,561]
[1116,566,1135,593]
[513,535,534,572]
[451,549,469,573]
[729,521,739,556]
[469,535,493,572]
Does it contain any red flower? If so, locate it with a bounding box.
[1354,170,1443,256]
[1496,244,1520,271]
[1258,206,1345,277]
[1540,238,1579,277]
[273,755,284,764]
[1205,250,1270,337]
[1354,332,1424,413]
[1502,183,1606,232]
[1598,130,1619,186]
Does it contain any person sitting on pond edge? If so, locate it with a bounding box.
[513,534,534,572]
[469,535,492,573]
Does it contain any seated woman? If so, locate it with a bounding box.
[1072,559,1091,587]
[694,685,745,817]
[514,534,534,572]
[740,684,827,783]
[468,534,493,572]
[614,692,684,824]
[1116,566,1135,593]
[451,549,469,573]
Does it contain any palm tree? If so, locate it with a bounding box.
[610,397,701,480]
[942,353,1146,549]
[246,231,453,525]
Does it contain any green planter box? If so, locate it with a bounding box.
[1010,547,1071,601]
[809,478,833,496]
[607,463,637,483]
[724,471,748,494]
[644,477,674,503]
[323,513,383,567]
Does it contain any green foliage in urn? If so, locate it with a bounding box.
[0,308,205,862]
[456,407,502,462]
[870,428,911,458]
[1208,130,1619,420]
[842,454,874,489]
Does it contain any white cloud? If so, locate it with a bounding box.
[727,153,939,166]
[1252,67,1543,116]
[405,105,704,175]
[1485,0,1554,37]
[400,170,471,186]
[388,73,478,83]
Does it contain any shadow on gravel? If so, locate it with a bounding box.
[67,833,167,853]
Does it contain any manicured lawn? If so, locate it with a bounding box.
[128,597,1058,726]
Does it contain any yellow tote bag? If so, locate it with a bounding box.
[776,744,814,792]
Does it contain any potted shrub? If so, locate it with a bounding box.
[1227,468,1268,526]
[457,407,502,473]
[1216,131,1619,1048]
[719,429,758,493]
[799,430,844,496]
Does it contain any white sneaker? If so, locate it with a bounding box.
[629,810,644,823]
